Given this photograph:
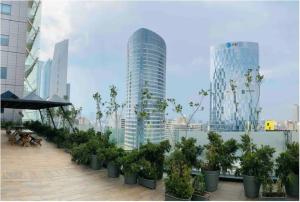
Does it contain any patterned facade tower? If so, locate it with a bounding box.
[210,42,260,131]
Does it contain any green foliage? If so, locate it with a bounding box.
[70,136,104,165]
[276,142,299,186]
[121,149,141,176]
[1,120,15,129]
[165,149,194,199]
[203,131,238,172]
[175,137,203,168]
[139,140,171,179]
[139,158,158,180]
[193,173,206,195]
[71,143,91,165]
[238,134,275,185]
[103,146,125,166]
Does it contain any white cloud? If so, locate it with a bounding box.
[40,0,72,60]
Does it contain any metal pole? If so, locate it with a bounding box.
[39,109,44,123]
[60,106,76,133]
[47,108,56,129]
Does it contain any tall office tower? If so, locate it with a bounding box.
[48,39,69,100]
[210,42,260,131]
[0,1,32,121]
[39,59,52,99]
[125,28,166,149]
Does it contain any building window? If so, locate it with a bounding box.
[1,67,7,79]
[0,34,9,46]
[0,3,11,15]
[1,108,4,113]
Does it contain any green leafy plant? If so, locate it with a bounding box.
[193,173,206,195]
[237,134,275,184]
[203,131,238,172]
[121,149,141,176]
[175,137,203,168]
[165,149,194,199]
[103,146,125,166]
[139,158,157,180]
[139,140,171,179]
[275,142,299,190]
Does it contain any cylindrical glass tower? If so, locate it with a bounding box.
[210,42,260,131]
[125,28,166,149]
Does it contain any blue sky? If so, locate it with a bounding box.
[40,1,299,122]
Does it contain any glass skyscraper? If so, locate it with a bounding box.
[210,42,260,131]
[125,28,166,149]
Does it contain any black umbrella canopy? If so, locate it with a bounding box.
[1,91,72,110]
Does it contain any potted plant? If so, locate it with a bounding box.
[175,137,203,168]
[191,173,210,201]
[87,137,103,170]
[165,149,194,201]
[138,158,157,189]
[71,143,91,165]
[104,146,124,178]
[121,149,140,184]
[276,142,299,198]
[202,131,238,192]
[237,134,275,199]
[139,140,171,180]
[259,178,287,201]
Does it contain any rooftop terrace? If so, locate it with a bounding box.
[0,130,297,201]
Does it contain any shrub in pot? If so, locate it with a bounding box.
[165,149,194,201]
[120,149,140,184]
[202,131,238,192]
[237,134,275,199]
[86,137,103,170]
[192,173,210,201]
[139,140,171,180]
[104,146,124,178]
[138,158,158,189]
[276,142,299,198]
[71,143,91,165]
[175,137,203,168]
[259,177,287,201]
[139,140,171,178]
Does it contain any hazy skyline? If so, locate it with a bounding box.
[40,1,299,122]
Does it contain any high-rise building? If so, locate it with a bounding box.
[39,59,51,99]
[1,1,40,121]
[125,28,166,149]
[210,42,260,131]
[49,39,69,100]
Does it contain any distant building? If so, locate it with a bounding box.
[210,42,260,132]
[39,59,51,99]
[125,28,166,149]
[48,39,69,100]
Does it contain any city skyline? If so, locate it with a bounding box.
[40,1,299,122]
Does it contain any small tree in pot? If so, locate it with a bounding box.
[192,173,210,201]
[104,146,125,178]
[276,142,299,198]
[165,149,194,201]
[138,158,158,189]
[237,133,275,198]
[175,137,203,168]
[121,149,140,184]
[202,131,238,192]
[139,140,171,180]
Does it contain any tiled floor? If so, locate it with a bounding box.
[0,130,296,201]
